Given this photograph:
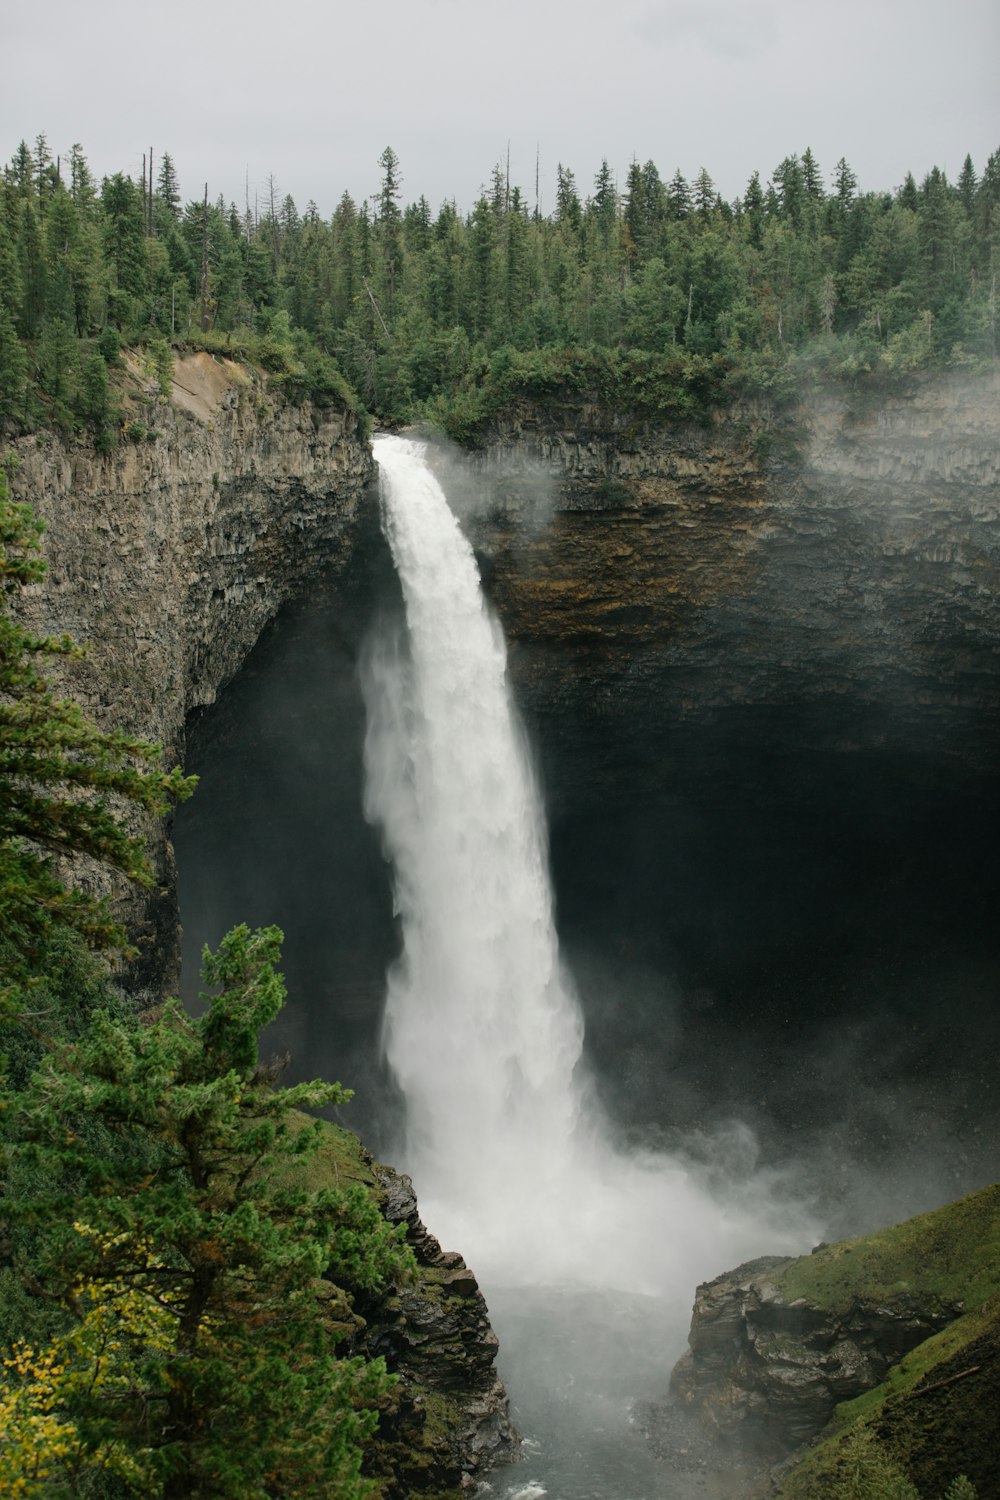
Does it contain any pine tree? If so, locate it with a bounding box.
[156,151,182,223]
[801,147,823,199]
[589,159,617,251]
[5,924,412,1499]
[0,303,27,424]
[374,148,403,322]
[555,163,582,238]
[693,167,716,218]
[957,153,978,217]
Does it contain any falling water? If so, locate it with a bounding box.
[364,435,811,1308]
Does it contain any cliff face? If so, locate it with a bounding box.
[668,1253,959,1457]
[8,352,373,984]
[452,375,1000,790]
[361,1166,517,1493]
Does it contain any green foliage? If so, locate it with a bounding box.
[2,925,414,1498]
[1,135,998,440]
[147,335,174,398]
[0,469,195,989]
[77,351,117,451]
[828,1425,921,1498]
[775,1183,1000,1318]
[776,1289,998,1500]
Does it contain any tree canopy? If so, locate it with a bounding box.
[2,924,411,1498]
[0,136,997,441]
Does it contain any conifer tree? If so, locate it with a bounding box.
[5,924,413,1498]
[0,472,194,993]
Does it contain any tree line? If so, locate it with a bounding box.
[1,133,998,438]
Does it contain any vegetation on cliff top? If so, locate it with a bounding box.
[0,134,997,445]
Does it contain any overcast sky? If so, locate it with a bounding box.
[5,0,998,219]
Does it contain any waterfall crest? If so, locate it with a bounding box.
[364,434,809,1293]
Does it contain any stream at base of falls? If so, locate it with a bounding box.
[484,1289,749,1500]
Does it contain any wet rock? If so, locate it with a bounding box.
[8,356,373,992]
[460,373,1000,806]
[669,1257,959,1459]
[355,1163,517,1495]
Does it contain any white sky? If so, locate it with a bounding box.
[4,0,998,218]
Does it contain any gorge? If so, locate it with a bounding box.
[10,359,1000,1496]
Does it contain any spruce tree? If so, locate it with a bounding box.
[0,473,194,993]
[4,924,413,1498]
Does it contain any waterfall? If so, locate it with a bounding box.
[364,434,810,1295]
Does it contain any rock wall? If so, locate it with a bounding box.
[452,372,1000,794]
[7,352,373,984]
[668,1254,959,1458]
[360,1166,517,1493]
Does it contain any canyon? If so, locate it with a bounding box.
[9,356,1000,1494]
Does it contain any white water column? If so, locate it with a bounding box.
[364,434,810,1293]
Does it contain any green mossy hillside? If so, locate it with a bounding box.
[277,1110,380,1194]
[770,1185,1000,1500]
[775,1183,1000,1318]
[774,1295,1000,1499]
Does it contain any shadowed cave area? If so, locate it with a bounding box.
[174,463,1000,1245]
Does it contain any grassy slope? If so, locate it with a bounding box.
[772,1185,1000,1499]
[774,1183,1000,1316]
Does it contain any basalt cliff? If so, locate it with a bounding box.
[453,373,1000,798]
[8,352,373,987]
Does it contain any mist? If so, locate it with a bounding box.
[174,412,999,1494]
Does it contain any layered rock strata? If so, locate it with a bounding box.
[668,1254,960,1458]
[452,373,1000,797]
[8,352,373,984]
[358,1166,517,1493]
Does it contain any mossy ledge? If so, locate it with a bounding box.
[669,1183,1000,1495]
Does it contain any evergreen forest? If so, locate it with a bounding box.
[1,132,999,1496]
[0,135,998,445]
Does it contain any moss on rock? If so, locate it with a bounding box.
[775,1295,1000,1499]
[775,1185,1000,1319]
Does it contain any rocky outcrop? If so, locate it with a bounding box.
[667,1183,1000,1466]
[7,352,373,985]
[669,1254,960,1458]
[358,1166,517,1494]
